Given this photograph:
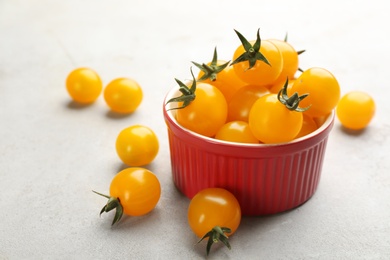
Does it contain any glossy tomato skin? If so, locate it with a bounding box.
[336,91,375,130]
[232,40,283,86]
[227,84,270,122]
[188,188,241,238]
[248,93,303,143]
[289,67,340,118]
[198,61,247,102]
[110,167,161,216]
[104,78,143,113]
[116,125,159,166]
[269,78,295,94]
[267,39,299,84]
[215,121,259,144]
[66,67,102,103]
[176,82,227,137]
[295,114,318,139]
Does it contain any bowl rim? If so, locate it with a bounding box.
[163,86,335,148]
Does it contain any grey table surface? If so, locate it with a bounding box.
[1,0,389,259]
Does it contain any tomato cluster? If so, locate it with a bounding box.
[166,29,376,145]
[65,27,376,257]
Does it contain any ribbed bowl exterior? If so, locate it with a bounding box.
[163,88,334,216]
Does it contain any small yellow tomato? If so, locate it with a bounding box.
[227,84,270,122]
[175,82,227,137]
[66,67,102,104]
[104,77,143,114]
[289,67,340,118]
[93,167,161,225]
[336,91,375,130]
[248,93,303,144]
[295,114,318,139]
[198,61,247,102]
[116,125,159,166]
[232,39,283,86]
[109,167,161,217]
[188,188,241,255]
[267,39,300,84]
[215,121,259,144]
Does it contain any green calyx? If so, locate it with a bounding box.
[197,226,232,256]
[230,28,270,70]
[277,78,311,112]
[165,67,197,110]
[93,190,123,226]
[192,47,230,82]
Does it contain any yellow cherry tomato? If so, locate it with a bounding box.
[198,60,247,102]
[188,188,241,255]
[66,67,102,104]
[104,77,143,114]
[227,84,270,122]
[295,114,318,138]
[116,125,159,166]
[232,39,283,86]
[188,188,241,238]
[215,121,259,144]
[336,91,375,130]
[313,114,330,127]
[175,82,227,137]
[289,67,340,118]
[93,167,161,225]
[267,38,300,84]
[248,93,303,143]
[110,167,160,216]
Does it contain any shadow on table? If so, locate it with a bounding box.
[66,100,94,109]
[114,161,160,175]
[338,124,367,136]
[105,110,135,119]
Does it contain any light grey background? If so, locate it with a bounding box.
[1,0,389,259]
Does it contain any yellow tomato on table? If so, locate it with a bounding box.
[93,167,161,225]
[188,188,241,256]
[66,67,102,104]
[336,91,375,130]
[104,77,143,114]
[115,125,159,166]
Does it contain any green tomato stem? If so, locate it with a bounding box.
[192,47,229,82]
[277,78,311,112]
[165,67,197,111]
[93,190,124,226]
[230,28,270,70]
[197,226,232,256]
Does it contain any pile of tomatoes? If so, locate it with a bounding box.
[167,29,376,144]
[65,27,376,257]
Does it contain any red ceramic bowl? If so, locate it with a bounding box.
[163,87,334,216]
